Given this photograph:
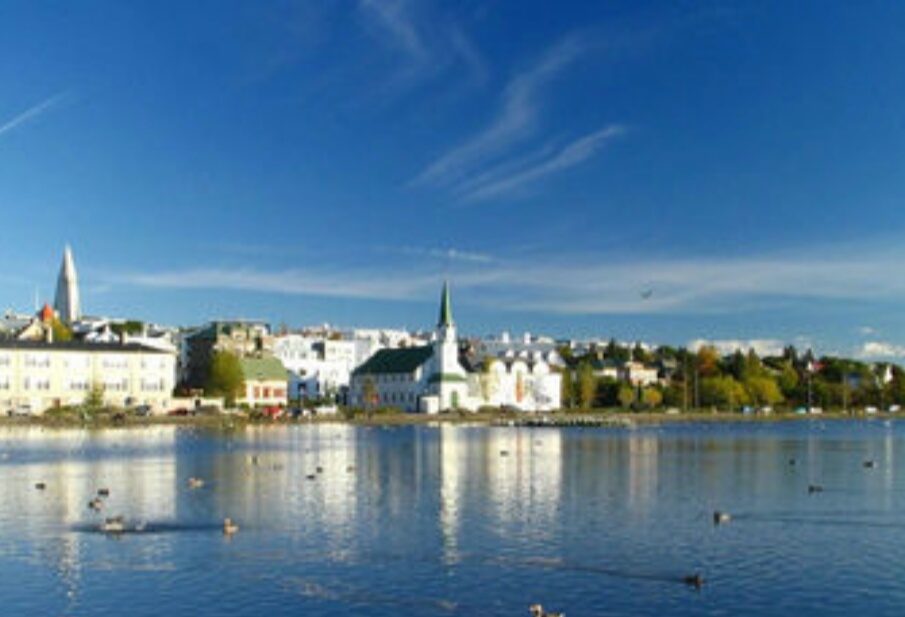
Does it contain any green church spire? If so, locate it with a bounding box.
[438,281,454,328]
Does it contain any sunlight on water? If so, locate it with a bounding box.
[1,420,904,616]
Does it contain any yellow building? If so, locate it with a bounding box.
[0,340,176,415]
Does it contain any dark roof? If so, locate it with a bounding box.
[354,346,433,376]
[0,340,171,354]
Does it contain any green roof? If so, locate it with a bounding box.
[427,372,467,384]
[354,346,433,376]
[239,356,287,381]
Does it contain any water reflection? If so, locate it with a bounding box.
[2,421,905,616]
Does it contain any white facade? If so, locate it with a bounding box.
[348,283,562,414]
[0,341,177,414]
[274,334,377,400]
[475,357,561,412]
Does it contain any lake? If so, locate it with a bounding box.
[1,419,903,616]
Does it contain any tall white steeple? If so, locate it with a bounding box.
[53,245,81,325]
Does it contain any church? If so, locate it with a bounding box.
[348,283,561,414]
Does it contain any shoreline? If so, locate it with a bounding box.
[0,408,889,430]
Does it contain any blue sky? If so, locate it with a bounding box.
[3,1,905,359]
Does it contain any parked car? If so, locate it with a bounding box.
[167,407,192,416]
[7,404,32,417]
[134,404,152,416]
[261,405,283,418]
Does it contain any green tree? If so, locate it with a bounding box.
[560,367,576,409]
[110,320,144,336]
[617,384,636,409]
[205,351,245,407]
[700,375,748,409]
[776,363,800,399]
[603,339,630,363]
[81,383,105,419]
[577,362,596,409]
[744,376,783,407]
[50,317,73,342]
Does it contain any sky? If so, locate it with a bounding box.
[3,1,905,360]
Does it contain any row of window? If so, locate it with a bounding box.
[0,354,171,371]
[0,379,169,392]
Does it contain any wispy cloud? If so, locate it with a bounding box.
[110,238,905,322]
[357,0,487,89]
[397,246,496,264]
[413,36,586,191]
[459,125,626,202]
[359,0,425,60]
[0,92,68,140]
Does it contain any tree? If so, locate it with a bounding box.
[744,376,783,407]
[641,386,663,409]
[205,351,245,407]
[700,375,748,409]
[696,346,721,378]
[50,318,73,342]
[577,362,596,409]
[110,320,144,336]
[560,367,576,409]
[362,376,377,417]
[82,383,105,417]
[480,357,498,402]
[618,384,636,409]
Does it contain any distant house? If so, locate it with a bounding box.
[239,356,288,408]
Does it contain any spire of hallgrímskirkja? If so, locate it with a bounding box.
[53,245,81,325]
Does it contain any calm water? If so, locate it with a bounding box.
[1,419,904,616]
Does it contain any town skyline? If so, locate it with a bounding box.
[4,3,905,359]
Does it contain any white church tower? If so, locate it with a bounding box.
[429,281,469,410]
[53,245,81,325]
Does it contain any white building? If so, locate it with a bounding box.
[0,340,177,414]
[348,283,562,413]
[274,334,376,401]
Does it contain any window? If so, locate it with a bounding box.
[25,354,50,368]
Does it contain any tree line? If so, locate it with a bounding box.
[558,340,905,413]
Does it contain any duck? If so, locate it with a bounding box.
[223,518,239,535]
[187,477,205,489]
[684,573,704,588]
[529,604,564,617]
[713,511,731,525]
[88,497,104,511]
[808,484,824,494]
[101,516,125,533]
[863,460,877,469]
[97,487,110,497]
